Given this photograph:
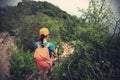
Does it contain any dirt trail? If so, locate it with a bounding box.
[27,41,76,80]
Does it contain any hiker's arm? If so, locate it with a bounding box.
[53,45,59,54]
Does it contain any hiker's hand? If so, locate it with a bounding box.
[56,45,60,49]
[46,60,52,66]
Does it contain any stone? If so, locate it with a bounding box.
[0,32,17,80]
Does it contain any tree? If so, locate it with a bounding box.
[54,0,120,80]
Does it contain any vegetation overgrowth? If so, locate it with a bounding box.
[0,0,120,80]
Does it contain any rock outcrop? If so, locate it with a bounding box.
[60,41,76,58]
[0,32,17,80]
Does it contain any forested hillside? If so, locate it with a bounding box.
[0,0,120,80]
[0,1,78,50]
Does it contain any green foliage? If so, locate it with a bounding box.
[105,36,120,79]
[0,0,120,80]
[54,41,97,80]
[53,25,110,80]
[9,50,35,80]
[53,0,120,79]
[0,1,77,50]
[12,13,62,50]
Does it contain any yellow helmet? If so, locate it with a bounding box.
[39,27,49,36]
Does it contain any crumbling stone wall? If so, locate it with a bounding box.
[0,32,17,80]
[60,41,76,58]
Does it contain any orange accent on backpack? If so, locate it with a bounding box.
[34,42,52,71]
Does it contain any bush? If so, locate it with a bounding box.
[9,50,35,80]
[53,41,99,80]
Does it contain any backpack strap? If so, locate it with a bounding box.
[36,42,50,48]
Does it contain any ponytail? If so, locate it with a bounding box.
[40,34,46,47]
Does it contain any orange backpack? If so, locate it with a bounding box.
[34,42,53,70]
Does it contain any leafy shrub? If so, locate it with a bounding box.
[53,41,99,80]
[9,50,35,80]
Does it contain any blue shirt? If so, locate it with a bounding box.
[34,41,55,52]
